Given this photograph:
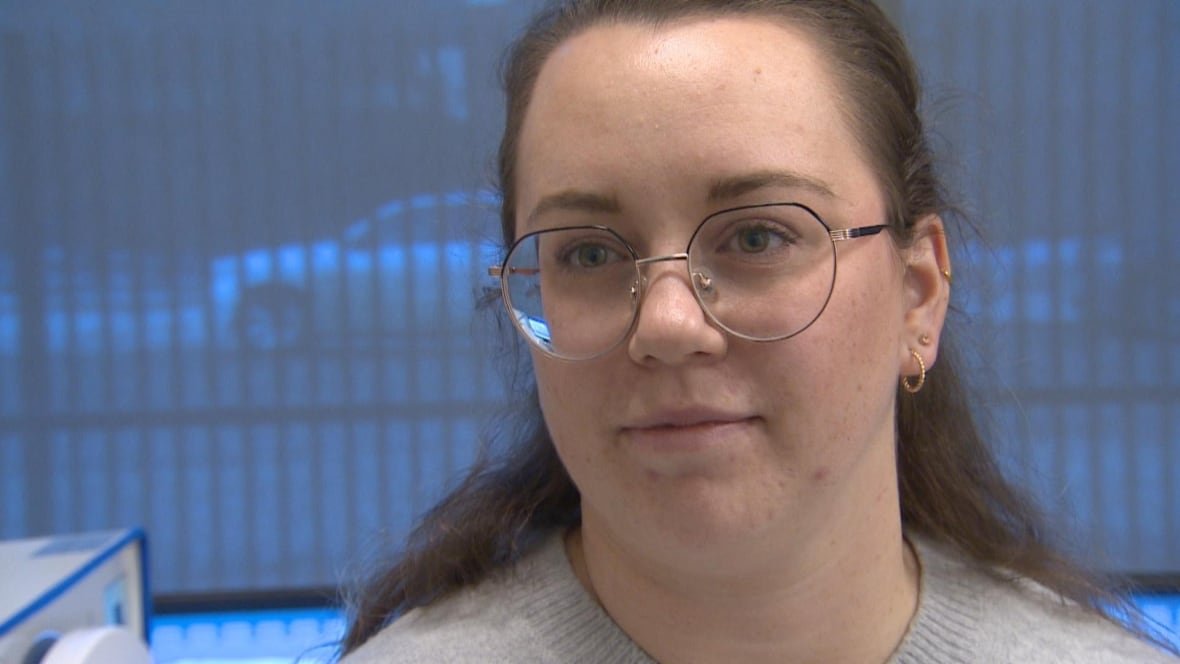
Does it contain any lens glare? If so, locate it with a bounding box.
[502,227,640,359]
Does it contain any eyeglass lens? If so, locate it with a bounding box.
[501,203,838,360]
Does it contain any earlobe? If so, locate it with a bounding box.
[901,215,952,372]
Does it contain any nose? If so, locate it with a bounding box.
[627,257,727,365]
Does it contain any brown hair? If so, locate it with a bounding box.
[341,0,1163,655]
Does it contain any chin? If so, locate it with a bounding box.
[595,473,795,557]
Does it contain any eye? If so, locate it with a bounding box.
[573,243,612,267]
[553,237,628,270]
[734,226,778,253]
[722,221,794,254]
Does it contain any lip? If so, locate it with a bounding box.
[621,407,759,452]
[623,406,755,430]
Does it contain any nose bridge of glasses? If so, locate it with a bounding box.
[634,252,691,293]
[634,252,714,292]
[634,252,690,268]
[631,251,717,315]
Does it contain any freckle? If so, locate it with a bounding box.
[812,467,830,481]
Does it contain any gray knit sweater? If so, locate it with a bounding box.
[344,533,1176,663]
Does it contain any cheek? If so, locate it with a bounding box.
[821,278,907,409]
[772,265,905,442]
[533,363,568,429]
[533,358,611,441]
[533,360,620,494]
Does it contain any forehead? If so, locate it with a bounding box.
[557,15,825,87]
[515,15,881,235]
[533,16,841,134]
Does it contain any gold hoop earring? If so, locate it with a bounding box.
[902,349,926,394]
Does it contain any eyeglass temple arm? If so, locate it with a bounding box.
[828,224,889,242]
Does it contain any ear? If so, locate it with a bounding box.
[900,214,952,375]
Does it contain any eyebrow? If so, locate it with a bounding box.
[524,169,837,227]
[525,190,621,227]
[706,170,838,203]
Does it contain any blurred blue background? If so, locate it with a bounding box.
[0,0,1176,659]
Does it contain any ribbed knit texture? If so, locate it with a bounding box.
[344,533,1176,663]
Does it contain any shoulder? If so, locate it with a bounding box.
[894,537,1177,664]
[341,532,652,664]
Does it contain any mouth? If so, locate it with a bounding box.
[621,408,759,452]
[624,406,756,430]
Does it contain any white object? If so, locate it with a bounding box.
[0,529,148,664]
[42,626,152,664]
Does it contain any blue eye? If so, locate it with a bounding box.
[556,238,627,270]
[574,244,612,267]
[736,227,775,253]
[725,222,791,254]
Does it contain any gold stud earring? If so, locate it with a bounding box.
[902,348,926,394]
[919,333,932,346]
[940,268,953,284]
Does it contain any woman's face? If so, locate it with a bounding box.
[515,17,936,563]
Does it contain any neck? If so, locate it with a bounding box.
[566,472,919,663]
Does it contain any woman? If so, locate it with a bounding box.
[341,1,1176,661]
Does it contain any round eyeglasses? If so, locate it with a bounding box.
[488,202,888,361]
